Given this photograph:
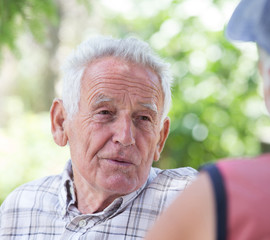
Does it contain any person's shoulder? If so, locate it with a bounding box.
[147,167,198,191]
[152,166,197,181]
[140,167,198,211]
[215,153,270,175]
[14,174,62,193]
[1,174,62,211]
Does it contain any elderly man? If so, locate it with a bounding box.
[145,0,270,240]
[0,36,196,239]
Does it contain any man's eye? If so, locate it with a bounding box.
[99,110,111,115]
[140,116,151,121]
[94,109,115,122]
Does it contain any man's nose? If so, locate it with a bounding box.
[112,115,135,147]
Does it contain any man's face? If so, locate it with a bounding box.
[64,56,169,198]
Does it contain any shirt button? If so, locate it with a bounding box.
[79,219,87,227]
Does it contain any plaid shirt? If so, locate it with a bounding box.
[0,160,197,240]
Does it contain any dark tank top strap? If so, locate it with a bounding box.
[202,164,227,240]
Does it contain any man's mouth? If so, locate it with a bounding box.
[100,156,134,167]
[107,158,132,165]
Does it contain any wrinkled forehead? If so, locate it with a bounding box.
[80,56,164,111]
[83,56,161,83]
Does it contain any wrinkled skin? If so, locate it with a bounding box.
[50,56,170,213]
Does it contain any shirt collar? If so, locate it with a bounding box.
[58,159,76,218]
[58,160,157,218]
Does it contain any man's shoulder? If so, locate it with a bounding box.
[1,174,62,211]
[155,166,197,178]
[133,167,197,214]
[13,174,62,194]
[151,167,197,183]
[145,167,197,193]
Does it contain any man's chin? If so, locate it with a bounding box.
[100,174,138,196]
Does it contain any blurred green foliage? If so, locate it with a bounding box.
[1,0,270,205]
[0,0,58,57]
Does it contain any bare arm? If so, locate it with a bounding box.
[145,172,216,240]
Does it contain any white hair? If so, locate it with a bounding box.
[61,36,173,124]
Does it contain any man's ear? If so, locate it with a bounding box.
[154,117,170,162]
[50,99,68,146]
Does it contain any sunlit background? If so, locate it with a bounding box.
[1,0,270,204]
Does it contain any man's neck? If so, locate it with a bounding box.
[73,176,121,214]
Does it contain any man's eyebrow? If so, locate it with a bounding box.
[140,103,158,114]
[92,94,113,106]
